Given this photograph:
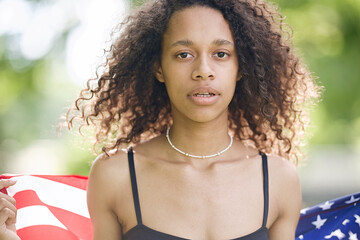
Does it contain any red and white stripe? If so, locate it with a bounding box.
[0,174,92,240]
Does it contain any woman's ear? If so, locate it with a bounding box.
[237,72,242,81]
[154,61,165,83]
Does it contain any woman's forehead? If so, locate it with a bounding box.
[162,6,235,48]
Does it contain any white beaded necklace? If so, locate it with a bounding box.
[166,127,233,159]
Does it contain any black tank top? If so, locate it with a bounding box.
[123,148,269,240]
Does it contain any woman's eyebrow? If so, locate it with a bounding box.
[170,39,234,48]
[170,39,193,47]
[213,39,234,46]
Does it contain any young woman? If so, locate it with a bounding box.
[0,0,321,239]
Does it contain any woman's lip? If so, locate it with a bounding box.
[188,86,220,96]
[187,87,220,105]
[188,94,220,105]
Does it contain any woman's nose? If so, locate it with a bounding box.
[191,55,215,80]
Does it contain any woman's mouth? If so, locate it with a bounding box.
[188,87,220,105]
[193,93,216,97]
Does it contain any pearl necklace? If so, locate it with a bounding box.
[166,127,233,159]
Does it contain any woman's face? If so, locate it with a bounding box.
[156,6,240,124]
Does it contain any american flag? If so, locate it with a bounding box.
[0,174,92,240]
[1,174,359,239]
[296,192,360,240]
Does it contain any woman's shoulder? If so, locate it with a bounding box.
[266,154,300,191]
[90,135,164,179]
[89,148,130,180]
[88,148,132,198]
[87,149,137,233]
[266,154,302,219]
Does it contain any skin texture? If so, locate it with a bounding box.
[87,6,302,240]
[0,179,19,240]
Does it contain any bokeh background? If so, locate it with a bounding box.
[0,0,359,207]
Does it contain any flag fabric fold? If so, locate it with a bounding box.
[296,192,360,239]
[1,174,359,240]
[0,174,92,240]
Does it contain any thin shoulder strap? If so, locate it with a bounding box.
[260,151,269,228]
[128,147,143,225]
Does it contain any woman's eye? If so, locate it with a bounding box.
[215,52,229,58]
[177,52,191,59]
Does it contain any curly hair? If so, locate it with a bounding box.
[67,0,322,163]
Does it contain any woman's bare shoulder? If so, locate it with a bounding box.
[87,149,133,237]
[92,149,129,170]
[267,153,296,176]
[88,149,132,202]
[267,154,300,192]
[267,154,302,219]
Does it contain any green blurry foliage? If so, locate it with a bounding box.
[276,0,360,145]
[0,0,359,175]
